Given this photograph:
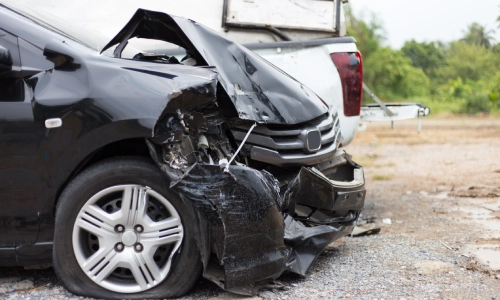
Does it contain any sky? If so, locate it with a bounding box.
[348,0,500,49]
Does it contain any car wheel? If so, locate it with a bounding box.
[53,157,202,299]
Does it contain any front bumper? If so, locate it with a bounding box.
[162,150,365,295]
[281,151,365,275]
[287,151,366,225]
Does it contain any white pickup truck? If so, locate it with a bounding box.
[14,0,429,146]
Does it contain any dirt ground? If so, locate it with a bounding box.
[1,117,500,299]
[339,116,500,298]
[350,116,500,272]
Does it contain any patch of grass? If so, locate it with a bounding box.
[420,97,463,115]
[388,96,500,117]
[372,174,393,181]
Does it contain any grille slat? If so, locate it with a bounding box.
[231,130,304,150]
[231,113,340,165]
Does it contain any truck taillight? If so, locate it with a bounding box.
[331,51,363,116]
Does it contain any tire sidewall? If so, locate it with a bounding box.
[53,158,201,299]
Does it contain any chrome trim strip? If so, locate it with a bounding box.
[250,141,338,167]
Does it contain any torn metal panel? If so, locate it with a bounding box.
[101,9,330,125]
[203,260,285,296]
[170,164,288,290]
[283,214,350,275]
[147,126,365,294]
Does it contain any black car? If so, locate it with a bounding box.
[0,2,366,298]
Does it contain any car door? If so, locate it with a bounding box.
[0,28,41,247]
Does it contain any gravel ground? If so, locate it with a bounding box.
[1,117,500,299]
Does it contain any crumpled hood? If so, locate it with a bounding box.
[101,9,329,125]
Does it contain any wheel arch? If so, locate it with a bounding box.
[53,137,153,212]
[18,135,160,267]
[33,120,160,247]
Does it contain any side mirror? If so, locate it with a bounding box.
[0,45,13,73]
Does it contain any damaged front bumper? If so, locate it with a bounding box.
[116,8,365,295]
[150,146,365,295]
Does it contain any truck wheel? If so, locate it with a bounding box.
[53,157,202,299]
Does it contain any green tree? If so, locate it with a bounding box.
[461,72,500,114]
[346,6,500,114]
[492,43,500,53]
[461,22,496,48]
[439,73,500,114]
[345,7,385,61]
[437,41,499,82]
[364,47,431,100]
[401,40,445,79]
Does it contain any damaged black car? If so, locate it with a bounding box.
[0,2,366,299]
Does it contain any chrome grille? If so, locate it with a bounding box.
[231,113,341,167]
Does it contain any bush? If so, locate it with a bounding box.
[363,47,431,101]
[437,42,499,83]
[461,91,493,114]
[436,72,500,115]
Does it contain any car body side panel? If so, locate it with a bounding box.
[31,46,219,242]
[0,12,46,248]
[0,248,17,266]
[0,101,40,248]
[17,59,218,263]
[0,8,221,255]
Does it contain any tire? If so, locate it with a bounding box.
[53,157,202,299]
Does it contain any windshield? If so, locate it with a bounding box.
[1,0,111,52]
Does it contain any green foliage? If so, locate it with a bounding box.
[461,73,500,114]
[437,41,499,82]
[346,6,500,114]
[436,73,500,114]
[364,47,430,100]
[461,91,492,114]
[461,22,496,48]
[410,96,463,115]
[345,7,385,61]
[346,10,430,101]
[401,40,445,78]
[492,43,500,53]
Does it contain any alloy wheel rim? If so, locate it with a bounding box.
[72,185,184,293]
